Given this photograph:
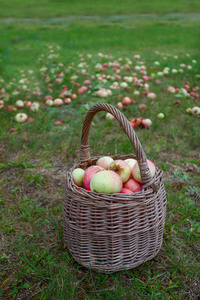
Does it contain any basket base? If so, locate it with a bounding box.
[64,220,165,273]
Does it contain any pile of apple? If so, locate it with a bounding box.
[72,156,156,194]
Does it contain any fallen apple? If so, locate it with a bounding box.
[15,113,28,123]
[141,118,152,128]
[147,92,156,99]
[157,113,165,119]
[191,106,200,115]
[106,113,115,120]
[16,100,24,109]
[122,97,132,105]
[54,98,63,106]
[30,102,40,112]
[0,100,4,109]
[45,99,54,106]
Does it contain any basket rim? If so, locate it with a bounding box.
[65,153,164,206]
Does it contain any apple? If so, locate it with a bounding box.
[64,98,71,104]
[84,80,91,85]
[90,170,123,193]
[186,107,192,114]
[122,97,132,105]
[134,91,140,96]
[120,188,134,194]
[45,99,54,106]
[71,94,77,100]
[120,82,128,88]
[139,104,147,111]
[147,92,156,99]
[30,102,40,112]
[24,101,32,108]
[0,100,4,109]
[16,100,24,109]
[117,102,123,109]
[15,113,28,123]
[141,118,152,128]
[96,156,114,170]
[72,168,85,187]
[108,160,131,183]
[45,95,54,101]
[106,113,115,120]
[124,158,137,176]
[123,178,142,193]
[132,159,156,184]
[191,106,200,115]
[83,165,104,190]
[157,113,165,119]
[54,98,63,106]
[8,105,16,111]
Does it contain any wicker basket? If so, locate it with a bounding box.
[64,103,167,273]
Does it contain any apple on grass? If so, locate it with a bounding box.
[45,99,54,106]
[141,119,152,128]
[157,113,165,119]
[83,165,104,190]
[108,160,131,183]
[72,168,85,187]
[123,178,142,193]
[15,113,28,123]
[0,100,4,109]
[132,159,156,184]
[90,170,123,193]
[54,98,63,106]
[96,156,114,170]
[16,100,24,109]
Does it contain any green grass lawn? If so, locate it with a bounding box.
[0,4,200,300]
[0,0,200,18]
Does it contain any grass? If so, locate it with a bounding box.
[0,4,200,300]
[0,0,200,18]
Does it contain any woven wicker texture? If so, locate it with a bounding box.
[64,103,167,273]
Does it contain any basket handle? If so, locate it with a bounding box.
[80,103,158,191]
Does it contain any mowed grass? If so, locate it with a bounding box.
[0,10,200,300]
[0,0,200,18]
[1,22,200,73]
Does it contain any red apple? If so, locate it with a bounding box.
[54,98,63,106]
[122,97,132,105]
[123,178,142,193]
[147,92,156,99]
[141,118,152,128]
[16,100,24,109]
[120,188,134,194]
[83,165,104,190]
